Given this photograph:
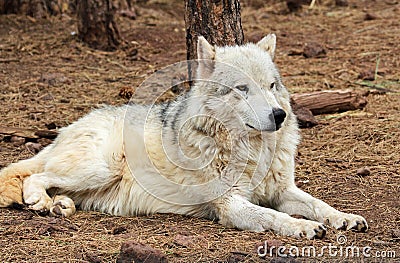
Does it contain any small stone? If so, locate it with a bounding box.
[10,136,25,146]
[60,98,70,103]
[117,241,168,263]
[85,252,102,263]
[335,0,348,6]
[25,142,43,153]
[364,13,378,21]
[39,73,70,86]
[45,122,57,130]
[356,167,371,176]
[358,69,375,81]
[227,252,249,262]
[391,229,400,239]
[286,0,304,13]
[303,42,327,58]
[41,94,54,101]
[111,226,127,235]
[173,234,195,248]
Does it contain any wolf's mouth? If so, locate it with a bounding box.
[246,123,256,129]
[246,123,282,132]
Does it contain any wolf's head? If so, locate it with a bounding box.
[192,34,292,134]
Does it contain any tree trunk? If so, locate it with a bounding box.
[184,0,244,65]
[77,0,122,51]
[0,0,70,17]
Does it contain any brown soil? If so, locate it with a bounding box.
[0,0,399,262]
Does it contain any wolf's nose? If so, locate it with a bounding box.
[271,108,286,128]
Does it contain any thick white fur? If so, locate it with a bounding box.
[0,35,368,238]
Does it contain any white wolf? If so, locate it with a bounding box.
[0,34,367,239]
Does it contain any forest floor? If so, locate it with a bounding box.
[0,0,399,262]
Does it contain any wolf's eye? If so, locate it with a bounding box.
[235,85,249,93]
[270,82,275,89]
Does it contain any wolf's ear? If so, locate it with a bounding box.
[257,34,276,60]
[197,36,215,60]
[196,36,215,79]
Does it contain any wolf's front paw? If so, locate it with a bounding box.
[24,192,52,214]
[324,212,368,232]
[283,219,327,239]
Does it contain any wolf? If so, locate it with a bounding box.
[0,34,368,239]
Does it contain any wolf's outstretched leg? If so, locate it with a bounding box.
[216,195,326,239]
[274,185,368,232]
[23,172,76,217]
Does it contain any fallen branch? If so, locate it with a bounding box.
[291,89,368,115]
[0,126,58,139]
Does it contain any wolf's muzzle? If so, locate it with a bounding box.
[271,108,286,130]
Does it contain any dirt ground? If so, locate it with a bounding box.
[0,0,399,262]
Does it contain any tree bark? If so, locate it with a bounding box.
[0,0,69,17]
[291,90,368,115]
[184,0,244,61]
[77,0,122,51]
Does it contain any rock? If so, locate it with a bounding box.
[286,0,307,13]
[291,99,318,128]
[391,229,400,239]
[111,226,127,235]
[60,98,70,103]
[173,234,195,248]
[364,13,377,21]
[39,73,70,86]
[25,142,43,153]
[358,69,375,81]
[45,122,57,130]
[335,0,348,6]
[40,94,54,101]
[303,42,327,58]
[356,167,371,176]
[85,252,102,263]
[227,251,249,262]
[117,241,168,263]
[10,136,25,146]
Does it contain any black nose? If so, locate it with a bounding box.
[271,108,286,128]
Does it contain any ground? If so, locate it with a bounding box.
[0,0,399,262]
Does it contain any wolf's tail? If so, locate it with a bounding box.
[0,154,45,208]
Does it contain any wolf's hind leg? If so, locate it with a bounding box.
[274,185,368,232]
[50,195,76,217]
[22,172,76,217]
